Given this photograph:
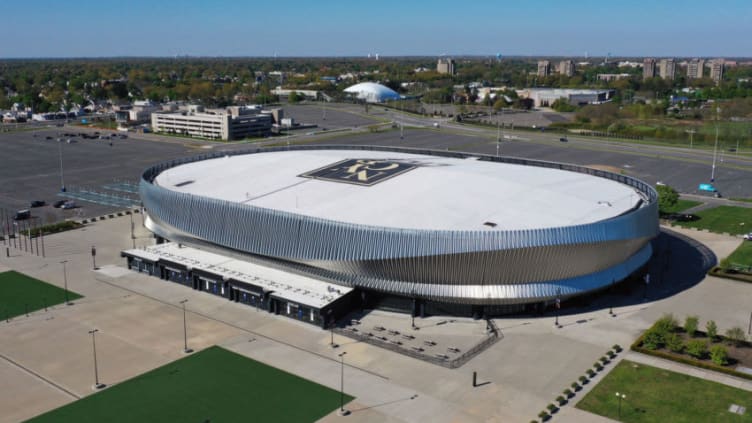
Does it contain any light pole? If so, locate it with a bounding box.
[615,392,626,419]
[88,329,106,389]
[60,260,71,305]
[496,119,501,157]
[711,107,720,182]
[180,299,193,353]
[643,273,650,300]
[609,279,616,316]
[129,212,135,248]
[58,141,66,192]
[554,288,561,328]
[338,351,350,416]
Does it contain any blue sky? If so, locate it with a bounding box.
[1,0,749,58]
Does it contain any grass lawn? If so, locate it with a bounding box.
[0,270,82,320]
[661,199,702,214]
[27,346,353,423]
[725,241,752,267]
[673,205,752,235]
[577,360,752,422]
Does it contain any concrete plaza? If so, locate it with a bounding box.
[0,214,750,422]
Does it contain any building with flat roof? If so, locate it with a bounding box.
[437,58,456,75]
[686,59,705,80]
[710,59,724,85]
[659,58,676,79]
[516,88,615,107]
[537,60,551,77]
[137,146,658,317]
[643,58,656,79]
[559,60,575,77]
[151,105,273,141]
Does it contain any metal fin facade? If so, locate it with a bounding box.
[140,145,659,305]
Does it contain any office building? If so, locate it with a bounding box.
[559,60,575,77]
[151,105,273,141]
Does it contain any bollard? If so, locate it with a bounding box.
[473,371,477,387]
[5,247,8,257]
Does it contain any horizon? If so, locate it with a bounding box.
[0,0,750,58]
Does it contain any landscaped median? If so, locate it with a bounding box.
[0,270,83,319]
[630,314,752,382]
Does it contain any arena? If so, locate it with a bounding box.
[131,146,659,320]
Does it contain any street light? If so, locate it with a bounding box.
[88,329,106,390]
[554,288,561,328]
[60,260,71,305]
[711,107,720,182]
[609,279,616,317]
[179,299,193,354]
[615,392,626,419]
[337,351,350,416]
[58,141,66,192]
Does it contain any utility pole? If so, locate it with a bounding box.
[711,107,720,182]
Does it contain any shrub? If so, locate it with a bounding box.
[725,327,747,347]
[665,333,684,353]
[607,350,616,359]
[547,403,557,412]
[613,344,622,352]
[578,376,588,384]
[684,315,699,337]
[710,345,729,366]
[571,382,580,390]
[706,320,718,340]
[685,340,708,359]
[556,395,566,405]
[563,388,573,398]
[599,356,609,364]
[538,411,549,419]
[642,329,664,350]
[654,313,678,333]
[586,369,596,377]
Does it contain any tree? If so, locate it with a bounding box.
[725,327,747,347]
[710,345,728,366]
[684,315,699,337]
[288,90,301,103]
[706,320,718,340]
[685,340,708,359]
[656,184,679,214]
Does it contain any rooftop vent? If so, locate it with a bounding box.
[483,222,498,228]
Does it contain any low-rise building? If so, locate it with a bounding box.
[516,88,615,107]
[151,105,274,141]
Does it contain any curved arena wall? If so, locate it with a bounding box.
[141,145,659,305]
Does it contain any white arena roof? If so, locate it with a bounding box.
[154,150,642,231]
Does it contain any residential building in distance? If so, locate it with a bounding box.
[151,105,274,141]
[686,59,705,79]
[643,58,656,79]
[710,59,724,84]
[558,60,575,77]
[436,58,456,75]
[597,73,631,82]
[659,58,676,79]
[537,60,551,77]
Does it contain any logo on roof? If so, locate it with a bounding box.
[299,159,417,186]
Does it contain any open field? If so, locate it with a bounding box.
[673,205,752,235]
[0,270,82,319]
[27,346,352,423]
[577,360,752,422]
[725,241,752,267]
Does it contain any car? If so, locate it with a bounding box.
[61,201,77,209]
[52,199,67,208]
[45,136,52,140]
[13,209,31,220]
[665,213,698,222]
[743,233,752,241]
[30,200,46,208]
[559,137,568,142]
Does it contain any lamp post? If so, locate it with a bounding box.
[88,329,106,390]
[337,351,350,416]
[58,141,66,192]
[609,279,616,316]
[643,273,650,300]
[615,392,626,419]
[711,107,720,182]
[60,260,71,305]
[554,288,561,328]
[129,212,135,248]
[180,299,193,354]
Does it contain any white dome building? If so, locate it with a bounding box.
[344,82,401,103]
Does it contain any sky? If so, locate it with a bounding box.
[1,0,750,58]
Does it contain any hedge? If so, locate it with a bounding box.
[707,266,752,284]
[19,220,82,237]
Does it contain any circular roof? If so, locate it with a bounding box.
[154,149,643,232]
[343,82,401,103]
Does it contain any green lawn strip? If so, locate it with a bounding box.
[27,346,353,423]
[672,205,752,235]
[726,242,752,267]
[0,271,82,320]
[661,199,702,214]
[577,360,752,422]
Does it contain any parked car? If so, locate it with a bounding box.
[744,233,752,241]
[665,213,698,222]
[52,199,67,208]
[13,209,31,220]
[61,201,77,209]
[559,137,568,142]
[30,200,46,208]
